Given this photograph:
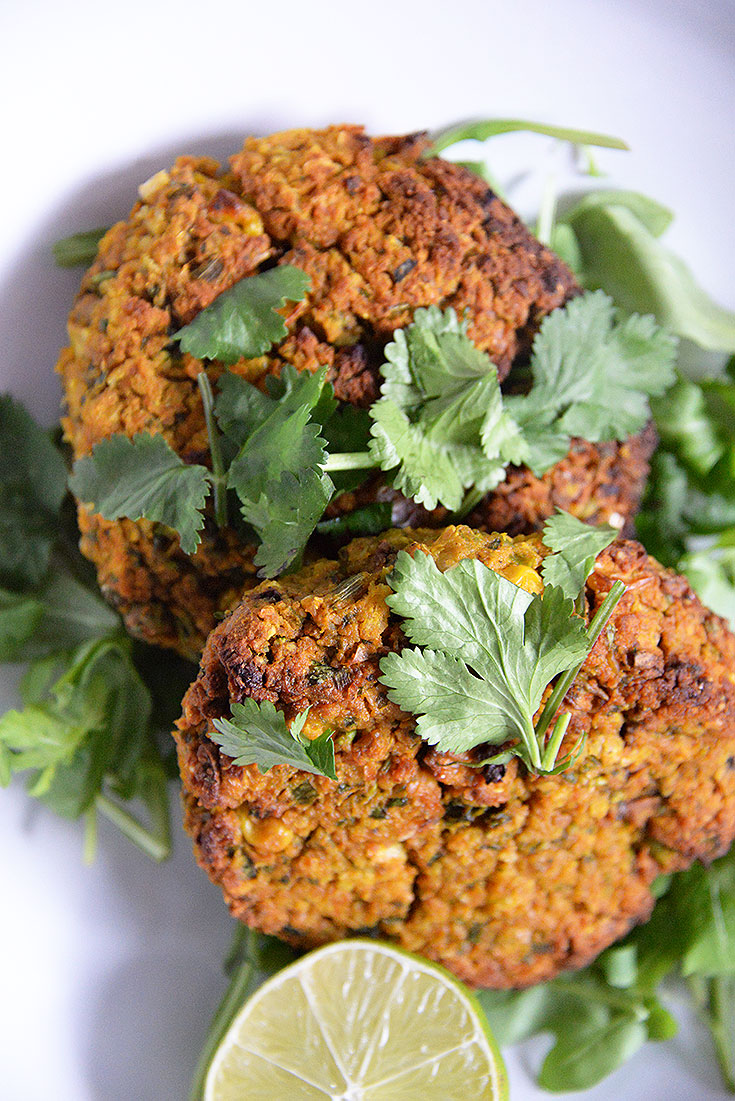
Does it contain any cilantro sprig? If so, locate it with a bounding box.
[69,246,675,577]
[0,395,189,862]
[379,513,621,774]
[209,699,337,780]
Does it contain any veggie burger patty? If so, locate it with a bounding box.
[176,525,735,988]
[57,126,654,659]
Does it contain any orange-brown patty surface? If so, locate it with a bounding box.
[176,526,735,988]
[58,126,652,658]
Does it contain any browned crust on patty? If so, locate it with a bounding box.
[58,125,652,659]
[175,526,735,987]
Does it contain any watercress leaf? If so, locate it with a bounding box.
[69,432,211,555]
[174,265,311,363]
[429,118,628,155]
[541,510,617,599]
[538,1014,648,1092]
[564,201,735,352]
[560,189,674,239]
[0,588,44,661]
[679,545,735,629]
[52,226,109,267]
[0,395,69,589]
[669,850,735,976]
[210,699,333,778]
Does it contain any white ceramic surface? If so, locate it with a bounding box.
[1,1,734,1098]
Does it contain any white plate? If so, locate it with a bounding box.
[1,1,734,1098]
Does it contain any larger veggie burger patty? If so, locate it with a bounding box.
[58,126,653,659]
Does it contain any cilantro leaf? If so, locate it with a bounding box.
[69,432,211,555]
[210,699,336,779]
[367,308,517,510]
[506,291,677,475]
[174,265,311,364]
[52,226,109,268]
[379,550,589,767]
[241,468,334,577]
[541,510,617,600]
[223,368,335,575]
[0,395,68,589]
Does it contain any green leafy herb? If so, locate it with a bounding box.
[379,541,621,773]
[53,226,109,267]
[541,510,617,600]
[478,847,735,1093]
[0,396,177,860]
[316,501,394,539]
[556,194,735,352]
[366,306,522,510]
[0,395,68,590]
[0,636,171,860]
[188,926,297,1101]
[506,291,677,475]
[223,367,335,575]
[210,699,337,780]
[69,432,211,555]
[174,265,311,364]
[429,118,628,155]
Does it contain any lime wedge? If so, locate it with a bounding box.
[204,939,507,1101]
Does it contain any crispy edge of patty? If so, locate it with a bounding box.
[175,526,735,987]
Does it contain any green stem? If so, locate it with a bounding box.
[95,793,170,862]
[197,372,228,528]
[534,580,626,748]
[540,711,571,771]
[551,976,649,1020]
[429,118,629,155]
[188,928,261,1101]
[535,172,559,246]
[83,806,97,865]
[453,486,485,520]
[321,450,377,473]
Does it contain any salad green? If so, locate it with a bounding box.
[4,115,735,1098]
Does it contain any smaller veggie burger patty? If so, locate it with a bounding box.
[58,126,652,660]
[176,526,735,988]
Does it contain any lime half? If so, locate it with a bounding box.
[204,939,507,1100]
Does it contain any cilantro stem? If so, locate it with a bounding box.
[95,792,170,862]
[321,450,377,472]
[188,928,261,1101]
[540,710,571,771]
[454,487,486,519]
[534,580,626,758]
[196,372,228,528]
